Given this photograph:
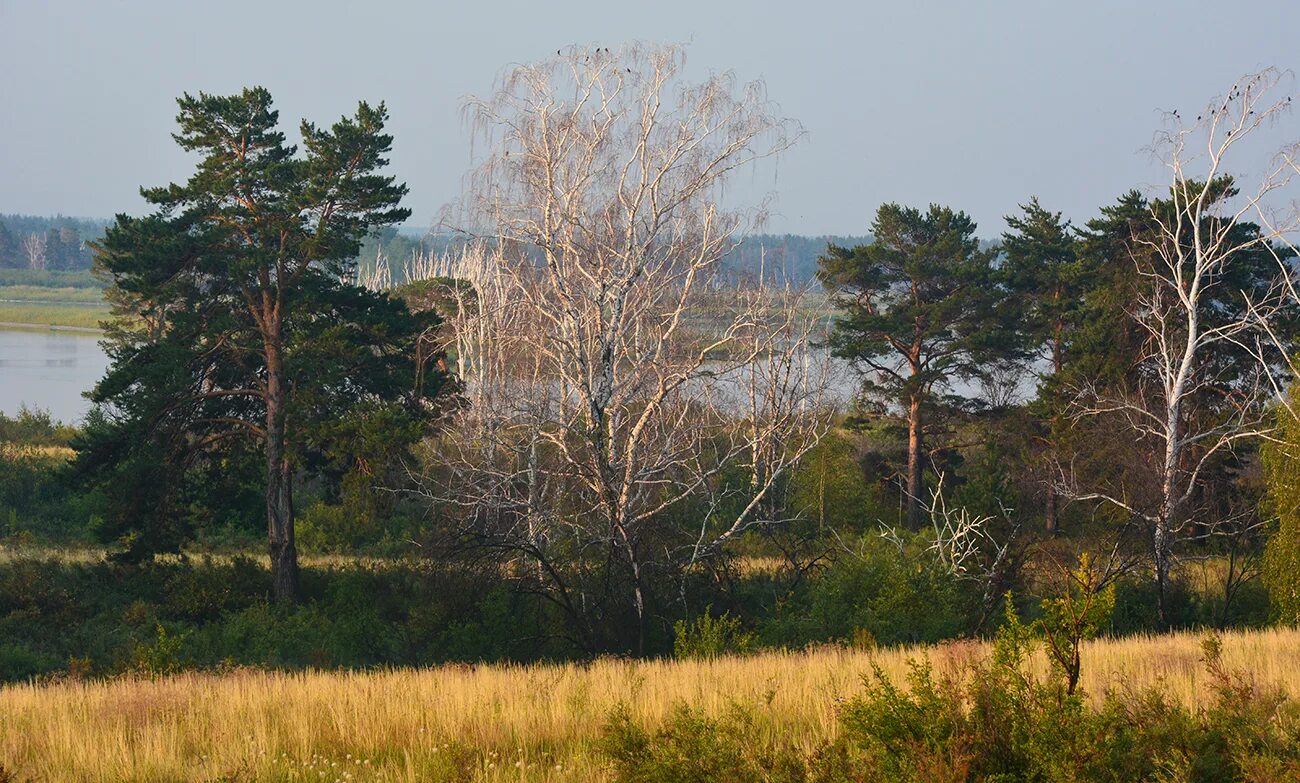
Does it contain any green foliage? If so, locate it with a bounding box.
[785,429,880,535]
[130,623,189,677]
[601,702,807,783]
[1000,197,1088,372]
[0,215,104,270]
[0,268,102,288]
[0,555,573,682]
[818,203,1008,405]
[673,608,755,660]
[76,87,452,574]
[602,609,1300,782]
[597,579,1300,781]
[759,532,966,647]
[1263,404,1300,624]
[1037,555,1116,693]
[0,407,76,447]
[818,203,1014,527]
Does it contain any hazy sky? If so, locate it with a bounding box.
[2,0,1298,236]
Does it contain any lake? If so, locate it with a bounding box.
[0,327,109,424]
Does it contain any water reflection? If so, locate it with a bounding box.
[0,328,108,424]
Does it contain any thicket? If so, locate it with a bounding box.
[0,404,1279,682]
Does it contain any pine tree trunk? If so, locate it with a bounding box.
[1045,321,1064,535]
[906,393,923,530]
[265,334,299,603]
[1044,489,1059,535]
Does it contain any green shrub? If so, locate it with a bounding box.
[759,532,965,647]
[130,623,189,677]
[826,617,1300,782]
[1263,405,1300,624]
[601,702,807,783]
[673,608,755,660]
[0,643,59,681]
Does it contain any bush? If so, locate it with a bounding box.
[826,620,1300,782]
[758,532,965,647]
[674,608,755,660]
[0,555,577,681]
[1263,405,1300,624]
[601,702,807,783]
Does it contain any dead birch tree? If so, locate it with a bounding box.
[1062,69,1300,625]
[421,44,836,653]
[21,232,47,271]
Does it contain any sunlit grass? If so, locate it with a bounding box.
[2,627,1297,781]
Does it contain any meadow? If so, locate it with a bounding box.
[2,627,1297,782]
[0,270,109,329]
[0,301,107,330]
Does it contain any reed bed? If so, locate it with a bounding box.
[2,627,1297,782]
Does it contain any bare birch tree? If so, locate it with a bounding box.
[1061,69,1300,625]
[21,232,47,271]
[420,44,837,653]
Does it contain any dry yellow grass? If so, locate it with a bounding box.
[2,627,1298,782]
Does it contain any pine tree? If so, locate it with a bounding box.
[1001,198,1088,533]
[76,87,452,601]
[0,220,18,268]
[817,204,1007,529]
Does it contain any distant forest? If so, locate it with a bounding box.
[0,215,869,283]
[359,227,874,283]
[0,214,108,271]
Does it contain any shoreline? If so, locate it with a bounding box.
[0,320,103,334]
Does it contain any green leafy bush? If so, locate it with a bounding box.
[1263,405,1300,624]
[759,532,965,647]
[602,702,807,783]
[674,608,755,660]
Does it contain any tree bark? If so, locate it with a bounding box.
[1153,520,1171,628]
[1045,319,1064,535]
[906,392,923,530]
[264,333,299,603]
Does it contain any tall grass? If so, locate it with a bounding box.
[0,285,106,303]
[0,301,107,330]
[0,269,102,289]
[2,627,1297,782]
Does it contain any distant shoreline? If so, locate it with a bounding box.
[0,321,102,334]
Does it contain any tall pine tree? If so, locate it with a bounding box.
[818,203,1007,528]
[1001,197,1088,533]
[77,87,451,601]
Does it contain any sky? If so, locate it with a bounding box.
[2,0,1299,236]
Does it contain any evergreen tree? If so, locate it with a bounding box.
[1001,197,1088,533]
[1071,190,1155,389]
[76,87,452,601]
[0,220,18,268]
[817,203,1007,528]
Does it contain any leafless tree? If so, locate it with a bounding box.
[879,470,1023,631]
[21,232,47,271]
[1060,69,1300,625]
[419,44,835,653]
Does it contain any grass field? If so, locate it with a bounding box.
[2,627,1297,782]
[0,279,109,330]
[0,301,108,330]
[0,285,106,304]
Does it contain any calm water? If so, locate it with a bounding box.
[0,327,108,424]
